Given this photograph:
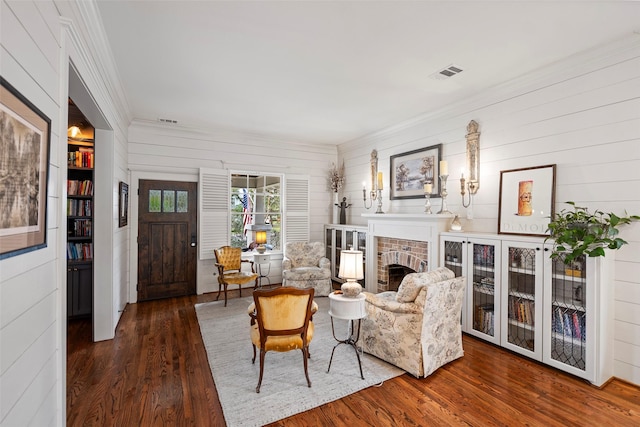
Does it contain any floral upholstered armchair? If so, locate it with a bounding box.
[361,267,465,378]
[281,242,332,296]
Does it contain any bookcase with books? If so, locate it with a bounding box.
[440,233,501,345]
[440,232,613,386]
[67,134,94,318]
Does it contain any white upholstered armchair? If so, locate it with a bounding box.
[281,242,332,296]
[361,267,465,378]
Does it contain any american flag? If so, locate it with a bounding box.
[242,192,252,236]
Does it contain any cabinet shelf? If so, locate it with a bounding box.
[473,265,495,273]
[473,283,495,295]
[508,290,535,300]
[508,267,535,275]
[508,318,535,330]
[552,274,586,283]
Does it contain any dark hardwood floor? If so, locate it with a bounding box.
[67,288,640,426]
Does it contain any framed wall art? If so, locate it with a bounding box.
[119,181,129,227]
[390,144,442,200]
[498,164,556,237]
[0,77,51,259]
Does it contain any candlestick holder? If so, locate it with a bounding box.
[424,192,432,214]
[363,188,377,210]
[437,174,453,214]
[375,189,384,214]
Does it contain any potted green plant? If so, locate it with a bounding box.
[546,201,640,265]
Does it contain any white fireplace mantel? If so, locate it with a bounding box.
[362,213,454,292]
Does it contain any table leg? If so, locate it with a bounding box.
[327,317,365,380]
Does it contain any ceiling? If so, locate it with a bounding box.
[95,1,639,145]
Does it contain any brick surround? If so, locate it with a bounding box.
[376,237,429,292]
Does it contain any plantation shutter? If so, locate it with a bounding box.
[199,168,229,260]
[284,174,310,243]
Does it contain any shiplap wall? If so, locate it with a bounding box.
[1,1,130,425]
[338,36,640,385]
[127,121,336,294]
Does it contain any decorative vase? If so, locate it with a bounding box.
[332,193,339,224]
[450,215,463,231]
[341,280,362,297]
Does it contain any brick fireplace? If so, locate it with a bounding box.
[363,214,451,293]
[377,237,429,292]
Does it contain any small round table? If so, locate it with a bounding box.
[253,253,271,288]
[327,291,367,379]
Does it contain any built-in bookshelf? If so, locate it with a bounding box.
[67,105,94,318]
[441,231,613,387]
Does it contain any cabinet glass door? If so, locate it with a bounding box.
[335,230,343,279]
[325,228,333,261]
[470,242,497,340]
[356,231,366,286]
[548,253,587,371]
[502,242,543,360]
[442,240,464,277]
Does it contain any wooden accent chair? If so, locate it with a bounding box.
[214,246,258,307]
[248,287,316,393]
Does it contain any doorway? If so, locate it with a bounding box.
[137,179,198,301]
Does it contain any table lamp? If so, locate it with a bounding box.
[255,230,267,254]
[338,249,364,297]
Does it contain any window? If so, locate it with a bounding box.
[230,173,281,251]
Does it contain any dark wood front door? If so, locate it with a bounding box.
[138,180,197,301]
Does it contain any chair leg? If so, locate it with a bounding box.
[302,347,311,388]
[256,350,266,393]
[215,283,222,301]
[238,283,242,298]
[223,283,228,307]
[252,344,256,364]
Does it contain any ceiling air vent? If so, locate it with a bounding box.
[430,64,464,80]
[158,118,178,124]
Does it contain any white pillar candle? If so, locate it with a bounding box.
[440,160,448,176]
[424,183,432,193]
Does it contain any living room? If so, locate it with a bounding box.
[1,1,639,426]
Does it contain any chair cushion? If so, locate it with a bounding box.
[222,271,258,285]
[396,267,455,303]
[250,321,314,352]
[282,267,331,281]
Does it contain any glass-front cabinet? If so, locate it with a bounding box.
[324,224,366,285]
[441,232,613,386]
[542,249,612,384]
[501,239,544,360]
[441,233,500,344]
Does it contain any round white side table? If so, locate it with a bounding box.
[327,292,367,379]
[253,253,271,288]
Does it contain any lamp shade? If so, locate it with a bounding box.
[338,249,364,281]
[255,230,267,245]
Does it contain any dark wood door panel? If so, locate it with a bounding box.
[138,180,197,301]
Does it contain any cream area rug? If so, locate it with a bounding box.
[195,296,404,427]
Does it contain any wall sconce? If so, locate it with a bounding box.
[363,149,384,213]
[255,230,267,254]
[460,120,480,208]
